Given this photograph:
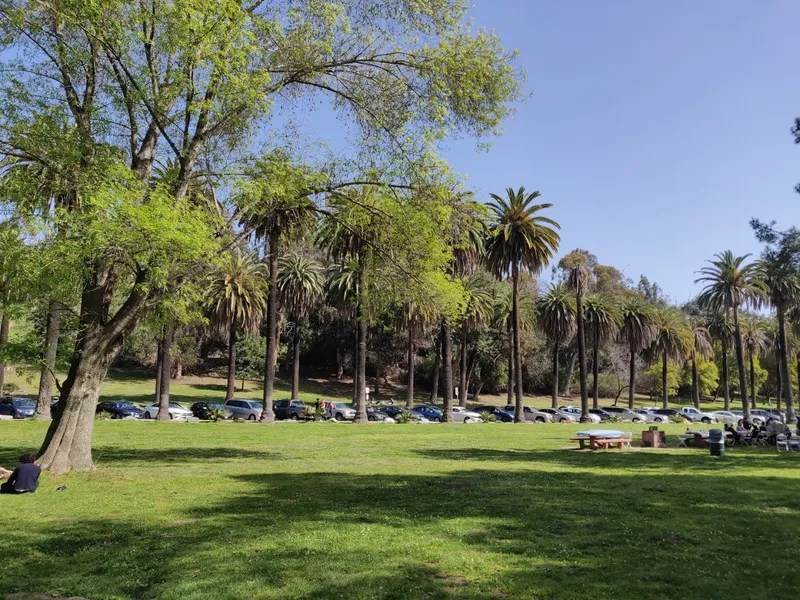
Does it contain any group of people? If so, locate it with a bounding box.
[0,453,40,494]
[724,418,797,445]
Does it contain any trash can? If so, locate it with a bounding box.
[708,428,725,456]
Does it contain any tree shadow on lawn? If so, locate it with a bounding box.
[3,468,798,600]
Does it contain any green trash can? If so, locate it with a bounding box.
[708,429,725,456]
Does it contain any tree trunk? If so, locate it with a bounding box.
[441,319,454,422]
[506,318,514,405]
[291,322,301,399]
[551,342,559,408]
[591,332,599,409]
[374,347,382,401]
[628,346,636,410]
[36,302,62,419]
[260,230,280,423]
[406,325,415,408]
[776,351,782,410]
[575,294,589,421]
[748,348,756,409]
[174,359,183,380]
[777,304,795,423]
[226,322,237,401]
[691,349,700,408]
[511,264,524,422]
[354,265,368,422]
[157,327,173,420]
[564,350,576,396]
[473,380,485,402]
[732,305,750,419]
[352,325,359,403]
[661,350,669,409]
[429,334,441,403]
[335,346,344,379]
[459,323,469,407]
[721,338,730,411]
[0,313,8,395]
[155,338,163,400]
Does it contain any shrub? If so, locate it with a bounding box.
[95,411,114,420]
[480,410,497,423]
[208,408,227,422]
[2,382,20,394]
[395,410,412,424]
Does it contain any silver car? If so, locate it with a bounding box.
[559,405,601,424]
[224,399,263,420]
[504,405,553,423]
[712,411,738,426]
[451,406,482,423]
[601,406,646,423]
[539,407,576,423]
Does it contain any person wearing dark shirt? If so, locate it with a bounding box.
[724,423,741,444]
[0,453,41,494]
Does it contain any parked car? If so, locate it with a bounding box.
[274,399,309,420]
[711,410,738,426]
[559,406,601,423]
[751,409,781,425]
[141,401,194,420]
[223,399,263,420]
[647,408,688,423]
[328,401,357,421]
[452,406,482,423]
[473,406,515,422]
[503,405,552,423]
[539,407,577,423]
[763,408,786,422]
[378,406,428,422]
[589,408,612,422]
[190,402,232,420]
[680,406,718,424]
[365,406,393,422]
[0,397,36,419]
[96,400,143,419]
[631,409,659,423]
[412,405,443,422]
[601,406,646,423]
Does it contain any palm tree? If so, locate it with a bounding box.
[740,315,769,408]
[756,256,800,423]
[536,284,576,408]
[648,309,693,408]
[687,318,713,408]
[240,196,317,423]
[205,249,268,401]
[485,187,560,422]
[277,252,325,399]
[695,251,766,420]
[583,294,621,408]
[705,310,734,410]
[618,297,657,409]
[458,271,496,407]
[564,253,591,421]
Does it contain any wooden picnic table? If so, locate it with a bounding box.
[571,435,625,450]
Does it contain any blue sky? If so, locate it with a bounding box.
[442,0,800,303]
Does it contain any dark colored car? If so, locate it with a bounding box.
[474,406,515,422]
[589,408,612,422]
[190,402,232,420]
[366,407,391,421]
[274,399,309,420]
[379,406,410,420]
[0,397,36,419]
[96,400,143,419]
[411,405,443,422]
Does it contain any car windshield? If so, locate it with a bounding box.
[333,403,349,409]
[248,402,264,409]
[168,402,186,409]
[12,398,35,408]
[116,402,137,409]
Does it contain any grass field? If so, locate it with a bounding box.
[1,419,799,600]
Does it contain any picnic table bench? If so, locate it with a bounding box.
[570,436,625,450]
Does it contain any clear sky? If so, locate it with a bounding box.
[442,0,800,303]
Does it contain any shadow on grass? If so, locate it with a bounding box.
[92,446,278,465]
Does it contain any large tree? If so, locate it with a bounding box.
[739,315,769,409]
[705,310,734,410]
[536,284,576,408]
[648,309,693,409]
[563,253,591,421]
[696,251,766,420]
[485,187,560,422]
[687,318,713,408]
[618,296,657,409]
[583,294,621,409]
[458,270,495,407]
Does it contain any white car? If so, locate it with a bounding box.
[141,401,193,420]
[539,408,576,423]
[559,405,601,424]
[451,406,482,423]
[712,411,738,426]
[680,407,719,424]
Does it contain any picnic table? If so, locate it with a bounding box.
[571,430,632,450]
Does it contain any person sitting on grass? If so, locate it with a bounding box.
[0,453,41,494]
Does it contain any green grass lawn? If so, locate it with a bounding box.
[1,420,798,600]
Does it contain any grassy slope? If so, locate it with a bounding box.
[1,420,798,600]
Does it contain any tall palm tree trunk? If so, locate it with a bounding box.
[721,338,730,411]
[406,325,415,408]
[157,327,174,420]
[441,320,454,422]
[459,323,469,407]
[226,323,237,401]
[511,264,524,422]
[575,294,589,421]
[155,340,163,400]
[551,342,559,409]
[776,353,781,411]
[375,349,382,400]
[291,322,301,399]
[748,349,756,409]
[260,230,280,423]
[591,332,599,409]
[429,334,441,403]
[661,351,669,409]
[691,349,699,408]
[627,346,636,410]
[354,266,368,423]
[777,304,795,423]
[0,313,8,395]
[731,305,750,419]
[352,326,359,402]
[36,302,62,418]
[564,351,576,396]
[506,318,514,405]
